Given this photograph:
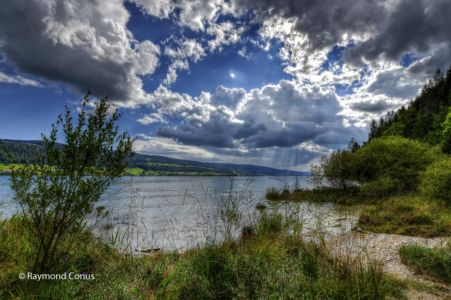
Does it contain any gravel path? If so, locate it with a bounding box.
[327,231,451,299]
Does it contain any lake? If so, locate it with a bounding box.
[0,176,358,251]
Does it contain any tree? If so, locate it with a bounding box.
[311,150,357,190]
[368,119,378,141]
[11,94,133,272]
[441,107,451,153]
[348,137,360,152]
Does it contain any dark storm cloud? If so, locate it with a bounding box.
[350,100,395,113]
[235,0,386,50]
[366,68,422,99]
[238,0,451,71]
[348,0,451,66]
[0,0,159,104]
[157,114,267,148]
[156,81,359,149]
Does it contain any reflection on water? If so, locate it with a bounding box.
[0,176,358,251]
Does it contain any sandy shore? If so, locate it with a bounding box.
[327,231,450,299]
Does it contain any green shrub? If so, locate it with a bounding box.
[399,244,451,283]
[360,175,400,197]
[420,157,451,204]
[311,150,357,190]
[441,107,451,153]
[355,136,440,193]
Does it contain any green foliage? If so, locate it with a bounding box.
[419,157,451,204]
[354,136,439,194]
[358,196,451,237]
[399,244,451,283]
[311,150,357,190]
[125,167,144,176]
[441,107,451,153]
[10,94,133,273]
[360,175,399,198]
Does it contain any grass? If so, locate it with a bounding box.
[358,195,451,237]
[267,185,451,238]
[125,167,145,176]
[399,244,451,283]
[266,186,362,204]
[0,212,407,299]
[0,163,23,174]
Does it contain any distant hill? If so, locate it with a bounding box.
[369,67,451,146]
[0,139,308,176]
[0,139,43,164]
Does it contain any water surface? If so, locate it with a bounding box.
[0,176,358,251]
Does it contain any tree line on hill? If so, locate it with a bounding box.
[313,67,451,204]
[368,68,451,153]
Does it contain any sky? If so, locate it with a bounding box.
[1,0,450,170]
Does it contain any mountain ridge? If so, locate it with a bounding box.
[0,139,308,176]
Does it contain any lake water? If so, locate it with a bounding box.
[0,176,358,251]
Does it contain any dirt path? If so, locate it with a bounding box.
[327,232,451,299]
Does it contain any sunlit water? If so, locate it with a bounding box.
[0,176,358,252]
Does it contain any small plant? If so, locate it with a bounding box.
[11,93,133,272]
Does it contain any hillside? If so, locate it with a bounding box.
[369,68,451,148]
[0,139,43,164]
[0,139,307,176]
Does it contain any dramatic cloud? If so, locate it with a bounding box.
[0,0,159,106]
[237,0,385,51]
[348,0,451,71]
[130,0,237,31]
[238,0,451,72]
[146,80,366,152]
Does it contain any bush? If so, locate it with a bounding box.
[354,136,440,193]
[311,150,357,190]
[10,95,133,272]
[420,157,451,204]
[360,175,400,197]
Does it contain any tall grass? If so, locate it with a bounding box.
[399,244,451,283]
[0,179,406,299]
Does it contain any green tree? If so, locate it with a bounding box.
[441,107,451,153]
[11,94,133,272]
[311,150,357,190]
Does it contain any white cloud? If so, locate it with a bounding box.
[0,0,160,107]
[137,113,167,125]
[0,71,41,87]
[207,21,245,51]
[163,39,206,86]
[130,0,240,31]
[134,135,217,160]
